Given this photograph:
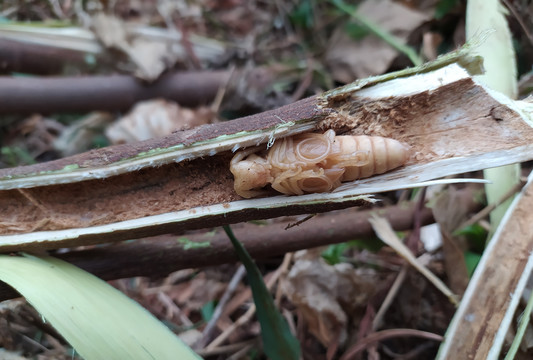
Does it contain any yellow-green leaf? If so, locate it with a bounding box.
[0,254,200,360]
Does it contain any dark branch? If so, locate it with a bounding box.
[0,71,230,114]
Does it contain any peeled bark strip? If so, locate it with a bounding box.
[0,47,532,251]
[437,171,533,359]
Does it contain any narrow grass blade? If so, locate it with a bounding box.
[504,290,533,360]
[0,254,200,360]
[223,225,301,360]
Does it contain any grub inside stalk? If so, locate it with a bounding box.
[230,129,410,198]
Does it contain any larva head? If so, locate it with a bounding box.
[230,156,273,198]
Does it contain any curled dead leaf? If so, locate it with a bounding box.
[106,100,214,144]
[91,13,178,80]
[282,254,377,347]
[326,0,429,82]
[54,112,114,157]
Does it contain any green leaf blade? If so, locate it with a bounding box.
[223,225,301,360]
[0,254,201,360]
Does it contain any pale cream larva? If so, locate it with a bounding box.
[230,129,410,198]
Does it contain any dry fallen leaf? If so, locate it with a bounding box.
[369,216,459,305]
[173,274,226,311]
[430,187,472,295]
[54,112,114,157]
[6,115,65,160]
[282,253,377,347]
[326,0,429,82]
[91,13,178,81]
[105,99,214,144]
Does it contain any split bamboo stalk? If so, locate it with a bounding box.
[0,44,532,252]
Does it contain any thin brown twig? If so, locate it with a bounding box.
[406,187,427,253]
[371,264,408,331]
[205,260,288,350]
[282,307,297,336]
[456,179,525,231]
[339,329,444,360]
[227,341,257,360]
[156,291,193,327]
[371,189,432,329]
[211,65,236,115]
[196,339,258,357]
[275,252,294,307]
[326,327,343,360]
[173,14,202,70]
[370,216,459,306]
[382,341,437,360]
[285,214,317,230]
[196,265,246,349]
[355,304,376,358]
[207,299,257,350]
[501,0,533,46]
[370,253,434,332]
[291,58,314,101]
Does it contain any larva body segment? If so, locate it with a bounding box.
[332,135,409,181]
[230,129,410,198]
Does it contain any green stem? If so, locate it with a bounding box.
[504,290,533,360]
[223,225,300,360]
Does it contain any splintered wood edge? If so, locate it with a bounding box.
[437,171,533,359]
